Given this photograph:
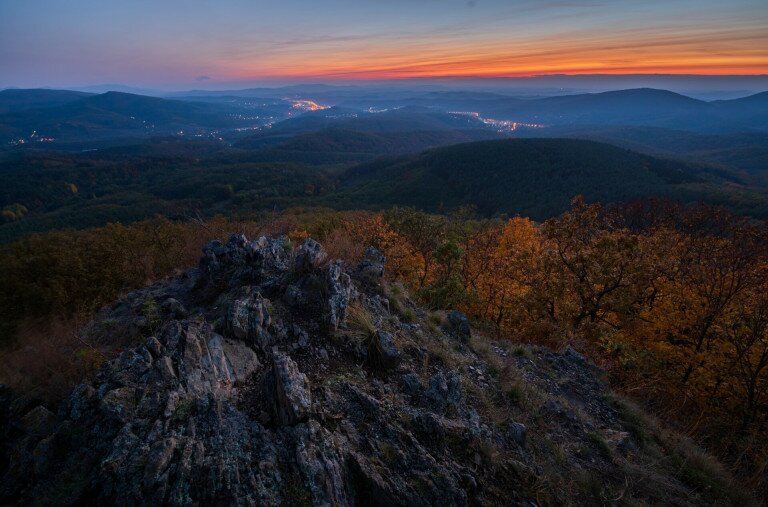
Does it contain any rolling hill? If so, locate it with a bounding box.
[0,91,278,144]
[334,138,761,219]
[515,126,768,177]
[243,127,504,157]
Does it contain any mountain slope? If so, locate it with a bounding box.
[516,126,768,176]
[336,138,726,219]
[0,236,751,505]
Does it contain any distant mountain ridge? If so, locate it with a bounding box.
[0,89,94,114]
[2,87,767,149]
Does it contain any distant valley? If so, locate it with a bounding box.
[1,85,767,243]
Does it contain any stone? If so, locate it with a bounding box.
[372,330,400,371]
[355,246,386,284]
[0,234,702,506]
[508,421,527,447]
[400,373,422,396]
[294,238,327,273]
[20,406,56,437]
[271,352,311,426]
[447,310,471,343]
[224,287,271,348]
[425,370,462,412]
[325,261,352,331]
[161,298,187,319]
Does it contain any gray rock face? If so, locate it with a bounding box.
[426,370,463,413]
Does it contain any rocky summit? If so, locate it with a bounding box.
[0,235,745,506]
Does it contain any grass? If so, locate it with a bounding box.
[611,395,652,449]
[385,284,417,323]
[344,303,377,344]
[345,303,390,372]
[661,430,754,505]
[506,384,524,404]
[423,337,461,369]
[512,345,532,358]
[141,297,161,334]
[587,431,612,457]
[400,308,417,323]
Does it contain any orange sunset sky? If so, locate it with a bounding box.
[1,0,766,88]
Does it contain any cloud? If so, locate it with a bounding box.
[196,75,211,81]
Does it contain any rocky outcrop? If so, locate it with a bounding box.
[0,235,744,506]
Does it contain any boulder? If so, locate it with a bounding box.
[294,238,327,273]
[507,421,527,447]
[370,330,400,371]
[355,246,386,284]
[448,310,471,343]
[425,370,462,413]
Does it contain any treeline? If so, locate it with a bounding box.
[1,200,766,493]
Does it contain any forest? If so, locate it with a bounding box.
[2,137,767,243]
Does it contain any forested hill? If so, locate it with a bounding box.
[336,138,744,220]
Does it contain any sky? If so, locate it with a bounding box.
[1,0,767,89]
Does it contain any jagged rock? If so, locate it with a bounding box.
[223,286,271,347]
[246,235,290,272]
[355,246,386,284]
[271,352,311,426]
[400,372,422,396]
[370,330,400,370]
[507,421,527,447]
[425,370,462,413]
[448,310,472,343]
[198,234,289,292]
[325,261,352,331]
[20,406,56,437]
[294,238,327,273]
[161,297,187,318]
